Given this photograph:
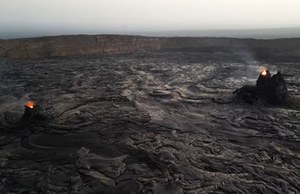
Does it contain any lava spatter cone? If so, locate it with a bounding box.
[257,69,271,89]
[234,69,288,105]
[22,101,37,120]
[256,70,288,105]
[22,101,47,121]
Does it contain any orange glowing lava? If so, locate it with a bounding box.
[261,69,267,76]
[25,101,34,109]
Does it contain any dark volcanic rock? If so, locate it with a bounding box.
[1,51,300,193]
[1,35,300,60]
[257,71,288,104]
[235,70,289,105]
[0,35,161,59]
[233,85,258,104]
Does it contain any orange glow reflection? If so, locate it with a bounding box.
[261,69,267,76]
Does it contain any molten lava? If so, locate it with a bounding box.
[261,69,267,76]
[25,101,34,109]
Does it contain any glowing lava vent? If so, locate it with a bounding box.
[25,101,34,109]
[261,69,268,76]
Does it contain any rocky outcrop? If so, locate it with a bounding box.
[1,35,300,59]
[234,70,289,105]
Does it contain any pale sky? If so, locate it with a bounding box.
[1,0,300,38]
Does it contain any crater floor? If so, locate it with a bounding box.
[1,51,300,194]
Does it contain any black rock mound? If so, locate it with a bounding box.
[234,70,288,105]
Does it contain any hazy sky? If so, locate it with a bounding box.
[1,0,300,38]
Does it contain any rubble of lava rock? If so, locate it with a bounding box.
[1,51,300,194]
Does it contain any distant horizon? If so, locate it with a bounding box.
[1,26,300,40]
[2,0,300,39]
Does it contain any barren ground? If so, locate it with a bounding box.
[0,51,300,194]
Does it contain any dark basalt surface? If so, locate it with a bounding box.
[1,51,300,193]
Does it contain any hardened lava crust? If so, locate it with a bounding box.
[0,50,300,194]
